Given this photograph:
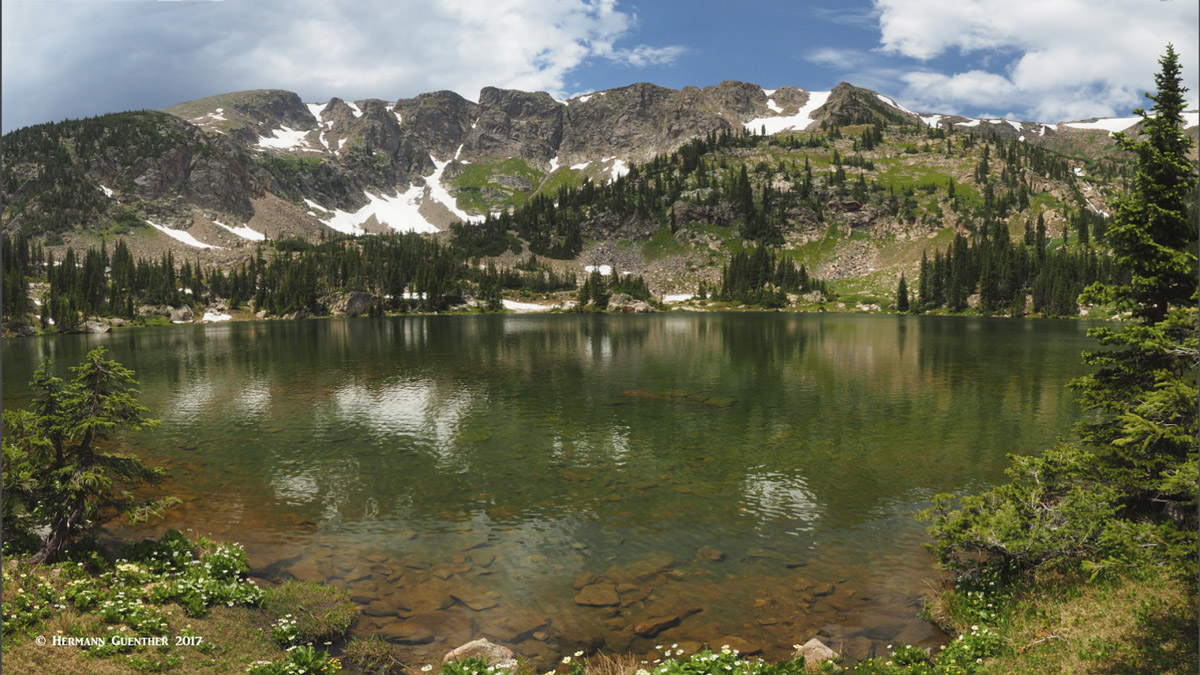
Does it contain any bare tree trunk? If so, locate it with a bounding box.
[24,503,83,565]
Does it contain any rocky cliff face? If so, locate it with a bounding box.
[4,78,1179,256]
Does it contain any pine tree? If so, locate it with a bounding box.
[896,274,909,312]
[4,349,177,564]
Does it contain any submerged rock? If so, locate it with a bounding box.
[574,583,620,607]
[633,614,680,637]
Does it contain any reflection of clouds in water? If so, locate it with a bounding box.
[742,470,823,533]
[608,427,631,465]
[162,379,218,421]
[327,380,470,470]
[233,379,271,417]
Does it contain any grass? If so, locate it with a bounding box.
[1,531,358,675]
[641,226,690,261]
[536,166,590,198]
[261,580,357,644]
[450,158,544,212]
[971,568,1198,675]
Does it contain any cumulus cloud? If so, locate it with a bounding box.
[1,0,682,131]
[872,0,1199,121]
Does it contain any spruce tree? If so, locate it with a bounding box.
[896,274,909,312]
[922,45,1199,583]
[1073,44,1198,520]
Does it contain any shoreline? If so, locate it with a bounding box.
[2,301,1118,340]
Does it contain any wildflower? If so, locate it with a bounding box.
[574,651,583,657]
[421,665,433,672]
[561,657,571,665]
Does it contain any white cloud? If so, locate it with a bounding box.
[872,0,1199,121]
[807,47,871,70]
[1,0,681,131]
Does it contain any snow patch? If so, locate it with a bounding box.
[762,88,777,97]
[766,99,783,113]
[317,188,433,235]
[258,126,314,150]
[584,264,613,276]
[1019,135,1025,142]
[213,219,266,242]
[607,158,629,183]
[1073,167,1085,177]
[430,151,484,223]
[919,114,944,128]
[502,299,553,312]
[876,93,916,116]
[570,161,590,170]
[98,184,114,198]
[393,110,403,126]
[743,90,831,134]
[1005,120,1023,132]
[307,103,335,150]
[202,311,232,322]
[346,101,363,118]
[955,119,982,128]
[548,156,560,173]
[306,102,328,124]
[1062,116,1140,135]
[577,94,592,103]
[663,294,693,303]
[147,220,223,249]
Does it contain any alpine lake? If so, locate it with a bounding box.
[1,313,1099,667]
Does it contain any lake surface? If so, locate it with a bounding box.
[1,313,1097,665]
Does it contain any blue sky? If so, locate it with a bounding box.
[2,0,1197,133]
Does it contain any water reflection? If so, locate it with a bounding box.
[2,314,1098,665]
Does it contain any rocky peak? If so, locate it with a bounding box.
[813,82,913,128]
[465,88,564,164]
[394,91,479,162]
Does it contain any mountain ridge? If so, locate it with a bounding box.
[3,78,1193,297]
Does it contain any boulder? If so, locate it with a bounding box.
[324,291,375,316]
[443,638,517,670]
[169,306,194,322]
[607,293,653,314]
[82,320,111,334]
[696,546,725,562]
[795,638,838,673]
[136,304,172,318]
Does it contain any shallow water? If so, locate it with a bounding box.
[2,313,1096,665]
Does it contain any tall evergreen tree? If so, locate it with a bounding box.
[923,46,1199,584]
[896,274,910,312]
